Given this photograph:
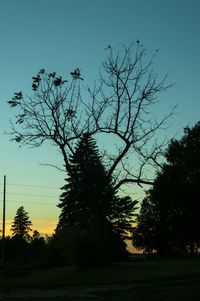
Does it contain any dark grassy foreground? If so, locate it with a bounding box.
[1,258,200,300]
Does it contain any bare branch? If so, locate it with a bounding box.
[8,43,174,191]
[114,178,154,191]
[39,162,65,172]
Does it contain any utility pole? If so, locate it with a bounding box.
[1,175,6,265]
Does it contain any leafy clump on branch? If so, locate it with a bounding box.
[8,42,174,189]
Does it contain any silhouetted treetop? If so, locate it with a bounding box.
[11,206,32,241]
[8,42,174,189]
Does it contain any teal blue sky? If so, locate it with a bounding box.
[0,0,200,234]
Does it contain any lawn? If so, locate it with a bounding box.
[1,258,200,300]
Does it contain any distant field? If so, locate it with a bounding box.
[1,258,200,300]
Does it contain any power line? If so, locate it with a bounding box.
[6,200,56,206]
[0,183,61,189]
[0,192,58,198]
[0,191,59,199]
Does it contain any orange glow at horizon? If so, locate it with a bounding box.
[3,219,57,236]
[3,219,139,253]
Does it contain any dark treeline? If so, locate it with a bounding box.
[133,121,200,257]
[1,206,47,266]
[1,135,137,268]
[2,122,200,268]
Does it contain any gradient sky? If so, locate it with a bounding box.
[0,0,200,235]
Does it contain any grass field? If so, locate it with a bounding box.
[1,258,200,300]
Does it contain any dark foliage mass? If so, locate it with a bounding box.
[0,208,47,264]
[1,136,137,268]
[56,133,137,265]
[133,121,200,257]
[4,122,199,266]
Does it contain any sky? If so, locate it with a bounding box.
[0,0,200,236]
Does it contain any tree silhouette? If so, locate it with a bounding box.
[11,206,32,241]
[56,133,137,264]
[8,42,174,190]
[165,121,200,254]
[133,169,177,257]
[57,133,112,228]
[132,195,159,255]
[58,133,137,233]
[30,230,46,257]
[133,121,200,256]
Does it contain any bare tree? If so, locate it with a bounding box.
[8,42,174,190]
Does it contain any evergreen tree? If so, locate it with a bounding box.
[108,195,138,239]
[57,133,137,265]
[58,133,110,228]
[11,206,32,241]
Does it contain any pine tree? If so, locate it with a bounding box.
[57,132,114,230]
[11,206,32,241]
[56,133,137,265]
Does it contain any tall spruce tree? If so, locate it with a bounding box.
[56,133,137,264]
[57,132,114,230]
